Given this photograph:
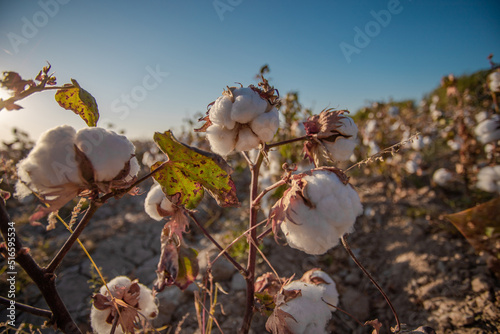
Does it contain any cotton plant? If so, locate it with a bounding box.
[474,115,500,144]
[432,168,454,187]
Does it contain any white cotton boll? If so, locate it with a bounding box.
[433,168,453,186]
[230,88,268,124]
[474,117,500,144]
[447,139,461,151]
[488,71,500,93]
[235,127,261,152]
[90,276,157,334]
[281,170,363,255]
[364,119,377,135]
[144,184,175,221]
[338,117,358,137]
[209,95,236,130]
[279,281,332,334]
[324,138,357,161]
[368,141,380,155]
[125,157,140,182]
[75,127,137,182]
[411,136,424,151]
[405,160,418,174]
[249,108,280,142]
[476,166,500,193]
[206,124,237,156]
[16,125,82,198]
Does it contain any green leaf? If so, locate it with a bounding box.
[152,130,239,210]
[55,79,99,127]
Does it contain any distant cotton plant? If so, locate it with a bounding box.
[269,168,363,255]
[432,168,453,186]
[488,69,500,93]
[91,276,158,334]
[476,166,500,193]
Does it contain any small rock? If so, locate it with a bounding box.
[198,246,237,282]
[153,286,182,326]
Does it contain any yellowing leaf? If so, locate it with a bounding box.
[55,79,99,127]
[152,130,239,210]
[176,246,199,290]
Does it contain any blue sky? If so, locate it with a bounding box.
[1,0,499,142]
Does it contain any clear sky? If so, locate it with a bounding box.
[1,0,499,143]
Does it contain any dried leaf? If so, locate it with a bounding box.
[0,71,34,95]
[175,246,199,290]
[5,103,23,111]
[444,197,500,276]
[365,319,382,334]
[265,308,297,334]
[55,79,99,127]
[152,130,239,210]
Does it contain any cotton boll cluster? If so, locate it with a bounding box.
[201,85,280,156]
[144,184,176,221]
[432,168,454,186]
[476,166,500,193]
[474,115,500,144]
[270,168,363,255]
[268,269,338,334]
[91,276,158,334]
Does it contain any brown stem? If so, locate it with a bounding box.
[0,296,52,319]
[45,201,101,273]
[187,211,246,276]
[341,235,401,332]
[239,152,264,334]
[252,179,286,207]
[0,83,74,111]
[0,199,82,334]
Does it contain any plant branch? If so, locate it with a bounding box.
[252,179,286,207]
[265,135,309,149]
[45,201,101,273]
[187,211,246,275]
[341,234,401,333]
[0,83,74,112]
[0,296,52,319]
[0,199,82,333]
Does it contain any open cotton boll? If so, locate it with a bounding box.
[75,127,138,182]
[144,184,175,221]
[280,281,332,334]
[476,166,500,193]
[280,170,363,255]
[209,95,236,130]
[206,124,237,156]
[488,70,500,93]
[235,127,261,152]
[249,108,280,142]
[90,276,158,334]
[231,87,268,124]
[15,125,82,198]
